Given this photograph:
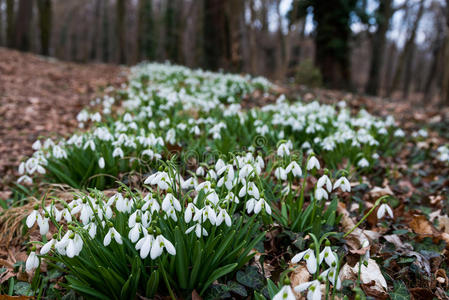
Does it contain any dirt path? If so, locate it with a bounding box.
[0,48,128,196]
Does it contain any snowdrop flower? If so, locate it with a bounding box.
[277,143,290,156]
[66,234,84,258]
[286,161,302,177]
[333,176,350,192]
[196,166,205,176]
[254,198,271,215]
[98,157,105,169]
[377,203,393,219]
[135,233,155,259]
[32,140,42,150]
[294,280,321,300]
[184,203,198,223]
[185,223,208,238]
[394,129,405,137]
[273,285,295,300]
[275,167,287,180]
[91,112,101,122]
[292,248,318,274]
[26,250,39,271]
[151,235,176,259]
[319,243,337,267]
[317,175,332,193]
[361,239,370,264]
[215,159,225,172]
[84,223,97,239]
[315,187,328,201]
[40,238,57,255]
[112,147,124,159]
[307,156,320,171]
[26,208,40,228]
[104,227,123,246]
[215,208,232,226]
[193,205,216,225]
[357,158,369,168]
[239,181,260,199]
[224,192,239,204]
[37,215,49,235]
[320,265,341,290]
[18,175,33,184]
[83,140,96,151]
[162,193,181,212]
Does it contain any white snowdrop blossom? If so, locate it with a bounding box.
[273,285,295,300]
[307,156,320,171]
[333,176,350,192]
[377,203,394,219]
[294,280,321,300]
[26,251,39,271]
[292,248,318,274]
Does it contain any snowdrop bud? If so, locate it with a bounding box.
[26,251,39,271]
[98,157,105,169]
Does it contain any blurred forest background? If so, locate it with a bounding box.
[1,0,449,105]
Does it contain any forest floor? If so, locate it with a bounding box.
[1,49,449,299]
[0,47,128,197]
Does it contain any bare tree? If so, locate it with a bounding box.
[6,0,15,47]
[15,0,34,51]
[116,0,126,64]
[365,0,393,96]
[388,0,425,97]
[37,0,52,56]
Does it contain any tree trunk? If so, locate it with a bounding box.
[37,0,52,56]
[89,0,101,60]
[248,0,258,74]
[15,0,34,51]
[116,0,126,64]
[441,0,449,105]
[365,0,393,95]
[102,0,110,62]
[388,0,424,97]
[203,0,228,70]
[164,0,179,63]
[137,0,155,61]
[423,29,444,100]
[313,0,357,89]
[6,0,14,47]
[0,0,3,45]
[276,0,286,79]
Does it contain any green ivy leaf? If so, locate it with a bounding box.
[391,281,409,300]
[236,266,264,290]
[13,281,34,296]
[227,281,247,297]
[204,284,231,300]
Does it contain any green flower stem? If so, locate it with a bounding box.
[160,261,176,300]
[343,195,388,238]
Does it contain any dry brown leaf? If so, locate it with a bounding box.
[340,259,387,296]
[409,215,434,235]
[369,186,394,199]
[289,264,310,288]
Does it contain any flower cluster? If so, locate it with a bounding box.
[18,63,402,189]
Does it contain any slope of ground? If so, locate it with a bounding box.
[0,48,127,196]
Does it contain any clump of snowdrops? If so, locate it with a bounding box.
[23,142,399,298]
[17,63,403,191]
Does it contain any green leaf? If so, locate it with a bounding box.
[13,281,34,296]
[236,266,265,290]
[200,263,238,295]
[391,281,410,300]
[227,281,247,297]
